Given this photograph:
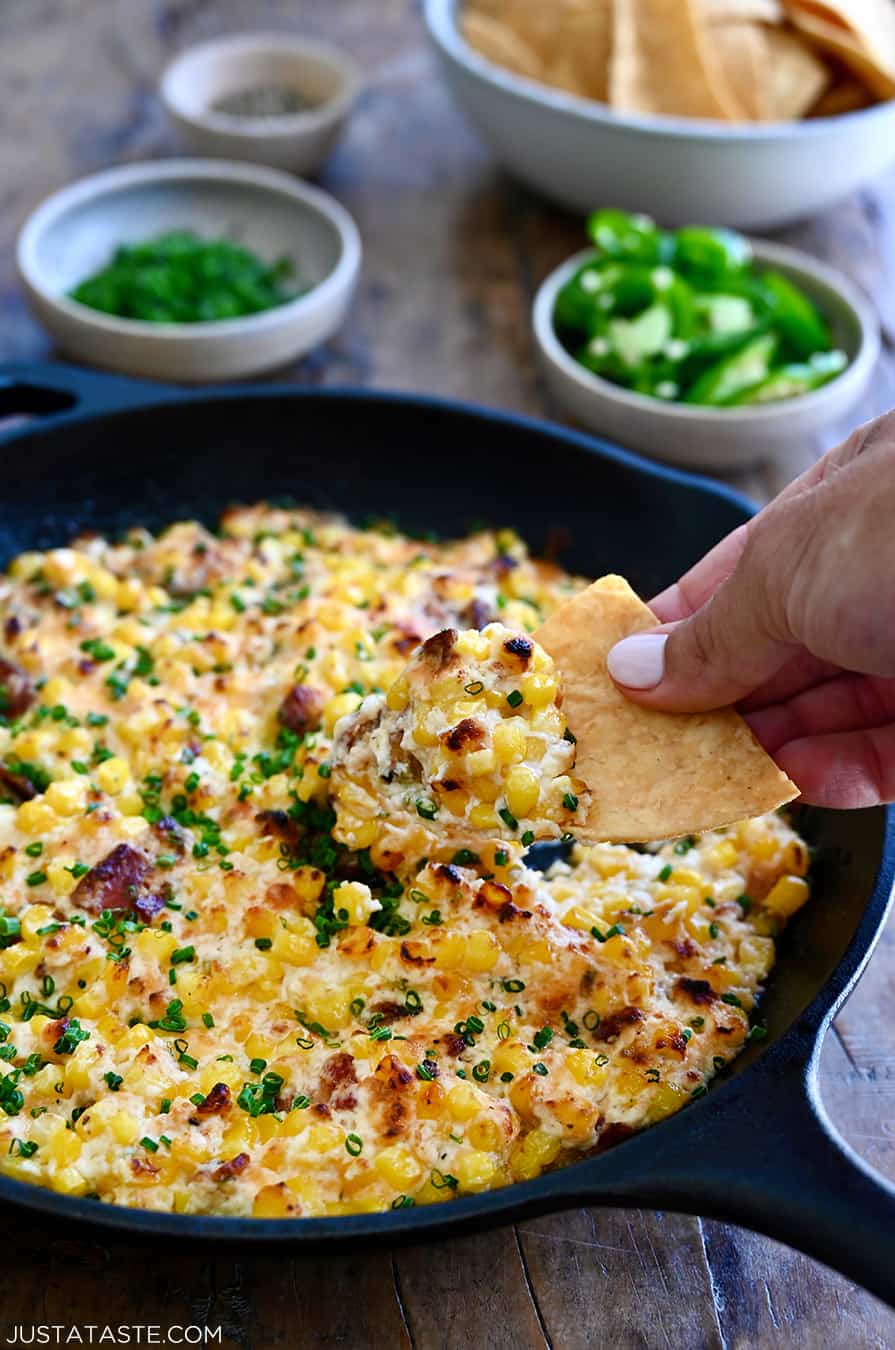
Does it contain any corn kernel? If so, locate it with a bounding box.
[20,904,54,940]
[272,927,317,967]
[467,1117,503,1152]
[374,1144,423,1191]
[510,1128,562,1181]
[333,880,380,927]
[492,1042,530,1077]
[109,1111,139,1146]
[707,840,738,870]
[467,803,497,831]
[16,800,56,834]
[763,875,810,920]
[520,672,557,709]
[51,1165,89,1196]
[465,929,499,972]
[386,677,410,712]
[454,1149,498,1193]
[505,765,539,820]
[447,1082,481,1123]
[455,631,489,661]
[45,779,87,817]
[324,691,363,734]
[465,749,496,777]
[493,718,527,765]
[567,1049,609,1088]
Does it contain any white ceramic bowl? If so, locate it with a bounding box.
[16,159,362,384]
[160,32,361,175]
[533,239,880,471]
[425,0,895,229]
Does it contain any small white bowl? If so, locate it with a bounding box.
[425,0,895,229]
[160,32,361,176]
[16,159,362,384]
[533,239,880,471]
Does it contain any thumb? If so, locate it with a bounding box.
[606,541,797,713]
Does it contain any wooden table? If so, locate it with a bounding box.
[1,2,894,1346]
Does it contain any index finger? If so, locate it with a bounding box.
[649,521,750,622]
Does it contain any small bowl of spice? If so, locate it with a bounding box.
[17,158,361,382]
[160,31,361,176]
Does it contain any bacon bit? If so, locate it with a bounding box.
[211,1152,250,1182]
[432,863,462,888]
[133,892,167,922]
[45,1015,70,1047]
[196,1082,232,1116]
[72,844,150,914]
[3,617,21,641]
[593,1007,644,1043]
[490,555,519,580]
[0,763,37,803]
[596,1122,635,1152]
[130,1155,160,1177]
[78,658,96,676]
[392,628,423,656]
[278,684,324,735]
[666,1031,689,1056]
[368,1001,410,1026]
[675,977,717,1005]
[439,1033,468,1058]
[318,1052,357,1103]
[153,816,187,849]
[374,1054,413,1091]
[673,938,697,960]
[443,718,485,753]
[497,901,532,923]
[312,1102,332,1118]
[0,658,33,719]
[369,1053,414,1138]
[333,1092,358,1111]
[465,598,494,630]
[420,629,458,672]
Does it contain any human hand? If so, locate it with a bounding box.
[606,413,895,808]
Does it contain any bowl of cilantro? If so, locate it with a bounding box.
[16,158,361,382]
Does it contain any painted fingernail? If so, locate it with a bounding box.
[606,633,667,690]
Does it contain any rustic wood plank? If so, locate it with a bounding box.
[392,1227,550,1349]
[516,1208,724,1350]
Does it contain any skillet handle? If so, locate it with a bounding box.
[556,1039,895,1306]
[0,361,176,437]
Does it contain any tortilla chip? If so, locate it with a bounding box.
[700,0,784,21]
[808,74,873,116]
[610,0,743,119]
[544,5,614,102]
[536,575,797,842]
[765,25,832,117]
[785,1,895,97]
[709,19,769,119]
[467,0,613,101]
[461,11,546,82]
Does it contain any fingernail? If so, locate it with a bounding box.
[607,633,667,690]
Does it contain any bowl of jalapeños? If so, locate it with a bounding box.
[533,210,879,470]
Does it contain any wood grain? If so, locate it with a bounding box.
[0,1,893,1346]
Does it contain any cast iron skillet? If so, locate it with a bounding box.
[0,362,893,1302]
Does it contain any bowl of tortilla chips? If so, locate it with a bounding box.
[425,0,895,227]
